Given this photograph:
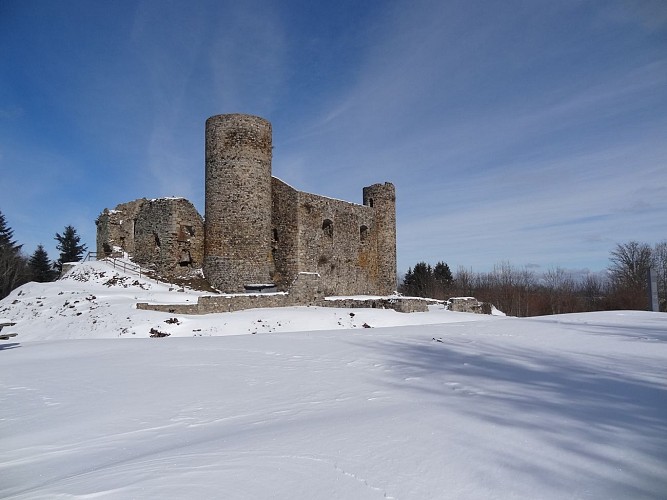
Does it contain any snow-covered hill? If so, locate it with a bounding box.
[0,260,492,341]
[1,260,665,499]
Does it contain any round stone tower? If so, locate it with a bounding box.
[204,114,273,292]
[363,182,397,295]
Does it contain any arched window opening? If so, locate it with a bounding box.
[360,225,368,242]
[369,198,374,208]
[322,219,333,239]
[179,250,191,266]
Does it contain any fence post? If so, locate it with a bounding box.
[647,268,659,312]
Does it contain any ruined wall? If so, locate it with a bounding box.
[270,178,300,290]
[204,114,273,292]
[97,114,398,299]
[132,198,204,278]
[363,183,397,295]
[135,272,428,315]
[270,179,397,297]
[95,199,146,256]
[447,297,492,314]
[291,191,376,296]
[323,297,429,313]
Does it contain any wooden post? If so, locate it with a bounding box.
[647,268,659,312]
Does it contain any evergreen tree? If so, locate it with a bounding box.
[402,261,454,298]
[433,261,453,288]
[0,210,21,252]
[29,244,57,282]
[401,267,414,295]
[411,262,433,296]
[55,225,87,272]
[0,209,28,299]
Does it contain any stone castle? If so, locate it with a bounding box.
[96,114,397,297]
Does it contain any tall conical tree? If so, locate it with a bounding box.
[29,244,57,282]
[0,210,21,252]
[55,225,87,272]
[433,261,453,287]
[0,209,27,299]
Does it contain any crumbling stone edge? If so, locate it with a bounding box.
[136,272,434,314]
[136,295,434,315]
[135,275,494,316]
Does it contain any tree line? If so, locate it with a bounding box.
[3,206,665,316]
[0,210,87,300]
[400,241,667,316]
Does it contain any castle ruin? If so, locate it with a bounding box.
[96,114,397,298]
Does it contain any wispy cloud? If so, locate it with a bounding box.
[270,0,667,272]
[397,138,667,271]
[1,0,664,273]
[123,1,289,204]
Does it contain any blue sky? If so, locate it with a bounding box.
[1,0,666,276]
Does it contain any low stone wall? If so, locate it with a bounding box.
[198,293,290,313]
[136,273,432,315]
[136,303,200,314]
[137,294,430,315]
[323,297,430,313]
[446,297,491,314]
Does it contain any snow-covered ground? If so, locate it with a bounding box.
[1,261,492,341]
[1,261,665,499]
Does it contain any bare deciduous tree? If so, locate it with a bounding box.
[609,241,652,288]
[608,241,652,310]
[543,267,577,315]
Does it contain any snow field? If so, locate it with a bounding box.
[0,261,665,498]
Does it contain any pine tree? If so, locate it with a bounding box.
[55,225,87,272]
[0,209,28,299]
[29,244,57,282]
[0,210,21,252]
[433,261,453,287]
[413,262,432,296]
[401,267,414,295]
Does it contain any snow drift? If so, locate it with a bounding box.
[0,261,665,499]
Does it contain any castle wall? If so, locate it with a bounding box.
[204,114,273,292]
[270,178,300,290]
[95,199,146,256]
[97,114,397,299]
[290,191,376,296]
[132,198,204,278]
[363,183,397,295]
[270,179,397,297]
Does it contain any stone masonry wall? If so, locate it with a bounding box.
[204,114,273,292]
[97,113,398,299]
[271,178,395,297]
[363,183,397,295]
[270,178,300,291]
[96,199,146,256]
[132,198,204,278]
[136,274,428,315]
[136,295,429,315]
[293,191,377,296]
